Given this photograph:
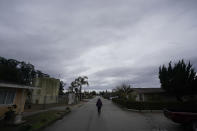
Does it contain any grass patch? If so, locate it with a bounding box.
[20,109,70,131]
[24,111,62,130]
[0,108,71,131]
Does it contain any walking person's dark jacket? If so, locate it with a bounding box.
[96,98,103,108]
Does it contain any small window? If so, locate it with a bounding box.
[0,88,16,105]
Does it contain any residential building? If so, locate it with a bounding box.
[0,83,38,117]
[129,88,176,102]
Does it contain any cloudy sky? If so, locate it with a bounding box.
[0,0,197,91]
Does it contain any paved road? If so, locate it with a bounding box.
[44,97,184,131]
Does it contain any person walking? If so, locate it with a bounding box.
[96,98,103,114]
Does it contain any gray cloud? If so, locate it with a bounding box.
[0,0,197,91]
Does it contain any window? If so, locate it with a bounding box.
[0,88,16,104]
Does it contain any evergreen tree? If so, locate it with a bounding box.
[159,60,197,102]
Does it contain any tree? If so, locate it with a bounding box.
[68,86,74,93]
[0,57,20,83]
[0,56,50,85]
[70,76,89,100]
[19,62,36,85]
[159,60,197,102]
[59,81,66,96]
[113,84,132,99]
[91,91,96,96]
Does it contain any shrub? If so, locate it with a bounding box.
[112,98,197,110]
[3,105,17,125]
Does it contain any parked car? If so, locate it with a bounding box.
[164,108,197,131]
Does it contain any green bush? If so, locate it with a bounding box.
[112,98,197,110]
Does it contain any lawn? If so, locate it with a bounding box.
[0,108,70,131]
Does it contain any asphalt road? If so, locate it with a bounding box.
[44,97,184,131]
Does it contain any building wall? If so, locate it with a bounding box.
[129,91,145,101]
[0,88,26,117]
[144,93,176,102]
[129,92,138,101]
[14,88,26,113]
[129,91,176,102]
[32,77,60,104]
[0,106,8,117]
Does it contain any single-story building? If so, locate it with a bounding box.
[31,77,60,104]
[129,88,176,102]
[0,83,39,117]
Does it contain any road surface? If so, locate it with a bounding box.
[44,97,184,131]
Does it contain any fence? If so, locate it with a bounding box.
[24,94,69,110]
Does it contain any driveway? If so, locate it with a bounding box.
[44,97,184,131]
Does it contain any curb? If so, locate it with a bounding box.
[113,102,163,113]
[127,108,163,113]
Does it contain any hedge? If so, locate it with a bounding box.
[112,98,197,111]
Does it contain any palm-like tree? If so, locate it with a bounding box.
[71,76,89,100]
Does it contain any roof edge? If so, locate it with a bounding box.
[0,83,40,89]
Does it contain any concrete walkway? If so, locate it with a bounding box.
[44,97,184,131]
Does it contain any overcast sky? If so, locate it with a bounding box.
[0,0,197,91]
